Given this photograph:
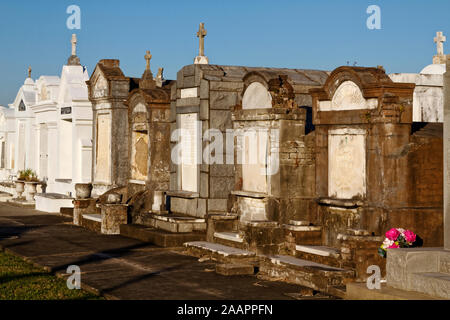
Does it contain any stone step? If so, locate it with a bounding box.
[294,245,343,269]
[82,213,101,222]
[283,225,322,232]
[208,213,239,221]
[345,283,439,300]
[81,213,101,233]
[289,220,312,226]
[345,229,371,236]
[295,245,340,258]
[284,223,322,246]
[409,272,450,299]
[60,207,74,218]
[213,231,247,250]
[148,213,206,233]
[184,241,257,264]
[259,255,355,298]
[214,232,244,243]
[120,224,206,247]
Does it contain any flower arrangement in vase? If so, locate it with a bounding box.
[378,228,422,258]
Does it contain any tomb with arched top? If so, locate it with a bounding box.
[227,69,328,254]
[308,66,443,280]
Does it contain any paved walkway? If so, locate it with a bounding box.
[0,204,313,300]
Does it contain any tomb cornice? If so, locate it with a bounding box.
[316,197,365,208]
[166,190,199,199]
[232,107,306,121]
[310,66,414,102]
[30,103,57,113]
[231,190,267,199]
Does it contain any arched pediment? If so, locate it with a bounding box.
[133,102,147,114]
[242,82,272,109]
[92,74,109,99]
[314,67,395,111]
[319,80,378,111]
[131,102,149,128]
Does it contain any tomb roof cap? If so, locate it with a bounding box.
[420,63,446,75]
[99,59,120,68]
[95,60,127,80]
[0,106,14,117]
[193,64,329,87]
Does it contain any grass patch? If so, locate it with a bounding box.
[0,251,103,300]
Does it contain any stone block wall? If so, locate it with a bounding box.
[232,108,316,224]
[311,66,443,249]
[169,65,246,217]
[87,60,134,197]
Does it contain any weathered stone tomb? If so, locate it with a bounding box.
[310,66,443,249]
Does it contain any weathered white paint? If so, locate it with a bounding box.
[390,71,445,122]
[95,114,111,183]
[242,82,272,109]
[58,119,72,179]
[241,129,268,193]
[328,128,366,199]
[319,81,378,111]
[39,123,48,179]
[180,88,198,99]
[179,113,199,192]
[0,106,16,180]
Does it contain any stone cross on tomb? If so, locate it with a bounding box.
[27,66,31,78]
[71,34,77,56]
[434,31,446,56]
[145,50,152,71]
[197,23,207,57]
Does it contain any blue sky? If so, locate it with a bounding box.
[0,0,449,106]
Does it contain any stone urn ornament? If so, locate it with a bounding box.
[14,180,25,199]
[75,183,93,199]
[24,181,39,202]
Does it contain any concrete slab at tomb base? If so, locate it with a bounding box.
[0,203,320,300]
[345,283,438,300]
[258,255,355,298]
[120,224,205,247]
[184,241,355,297]
[35,193,74,213]
[387,248,450,299]
[6,199,35,208]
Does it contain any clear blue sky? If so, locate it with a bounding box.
[0,0,449,106]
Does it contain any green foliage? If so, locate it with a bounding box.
[17,169,39,182]
[378,247,386,258]
[0,251,102,300]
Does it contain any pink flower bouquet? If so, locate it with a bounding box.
[378,228,420,258]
